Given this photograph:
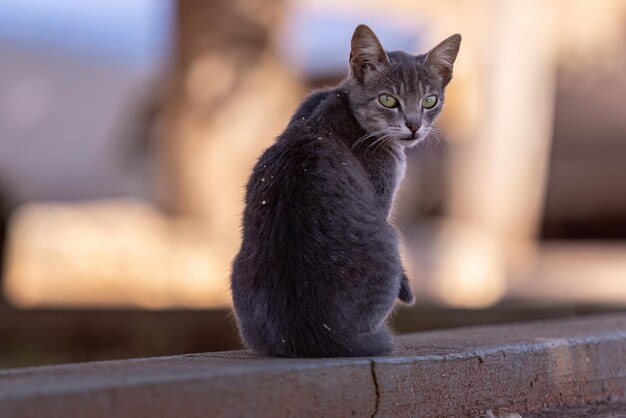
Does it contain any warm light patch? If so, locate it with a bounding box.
[431,223,506,309]
[2,199,230,309]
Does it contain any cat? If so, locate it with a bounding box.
[231,24,461,357]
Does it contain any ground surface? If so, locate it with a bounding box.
[528,399,626,417]
[1,313,625,417]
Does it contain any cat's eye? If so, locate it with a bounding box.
[421,95,438,109]
[378,94,399,108]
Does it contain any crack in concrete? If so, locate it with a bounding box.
[370,360,380,418]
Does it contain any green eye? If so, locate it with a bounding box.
[421,95,438,109]
[378,94,399,108]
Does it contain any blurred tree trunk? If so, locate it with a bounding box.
[3,0,303,309]
[156,0,303,261]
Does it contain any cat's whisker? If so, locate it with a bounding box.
[364,136,385,156]
[352,136,375,151]
[418,126,446,154]
[429,125,447,154]
[351,130,389,150]
[377,136,395,154]
[375,135,395,154]
[354,129,388,143]
[367,133,394,155]
[361,130,393,155]
[365,133,392,154]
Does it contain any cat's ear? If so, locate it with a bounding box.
[350,24,389,82]
[424,34,461,85]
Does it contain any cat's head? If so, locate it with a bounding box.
[346,24,461,148]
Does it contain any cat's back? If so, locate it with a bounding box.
[244,89,375,223]
[243,124,375,236]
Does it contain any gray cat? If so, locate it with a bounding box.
[231,25,461,357]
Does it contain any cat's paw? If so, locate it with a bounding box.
[399,274,415,305]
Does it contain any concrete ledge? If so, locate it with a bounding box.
[1,313,625,417]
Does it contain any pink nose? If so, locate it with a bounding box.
[405,122,420,134]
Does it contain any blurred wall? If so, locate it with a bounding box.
[1,0,626,309]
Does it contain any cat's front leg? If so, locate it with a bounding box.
[398,272,415,304]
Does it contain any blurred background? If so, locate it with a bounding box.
[1,0,625,368]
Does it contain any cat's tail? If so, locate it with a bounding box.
[272,326,393,358]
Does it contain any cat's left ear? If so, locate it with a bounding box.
[424,34,462,86]
[350,24,389,82]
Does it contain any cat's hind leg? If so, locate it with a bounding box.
[398,272,415,304]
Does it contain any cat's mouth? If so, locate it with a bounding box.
[395,128,423,142]
[399,127,430,144]
[401,134,421,142]
[397,134,424,147]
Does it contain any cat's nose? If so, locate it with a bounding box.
[405,122,420,134]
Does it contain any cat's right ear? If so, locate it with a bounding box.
[350,24,389,82]
[424,34,462,86]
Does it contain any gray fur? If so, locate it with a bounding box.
[231,25,461,357]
